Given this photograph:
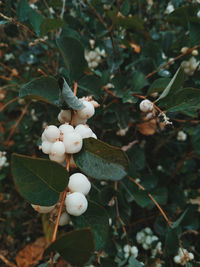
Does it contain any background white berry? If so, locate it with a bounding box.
[44,125,60,142]
[63,132,83,154]
[49,153,66,163]
[77,100,95,119]
[41,141,52,154]
[75,124,93,139]
[50,141,65,156]
[31,204,55,213]
[139,100,154,113]
[68,173,91,195]
[58,110,71,123]
[58,212,70,226]
[65,192,88,216]
[73,113,87,126]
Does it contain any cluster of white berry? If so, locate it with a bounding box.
[123,244,138,259]
[85,47,106,69]
[32,172,91,224]
[40,98,98,164]
[31,96,100,223]
[174,248,194,265]
[177,130,187,141]
[136,227,162,256]
[0,151,9,170]
[181,57,199,76]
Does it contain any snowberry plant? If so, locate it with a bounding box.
[1,0,200,266]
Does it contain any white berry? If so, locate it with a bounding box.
[31,204,55,213]
[65,192,88,216]
[68,173,91,195]
[58,110,72,123]
[49,153,66,163]
[77,101,95,119]
[139,100,154,112]
[91,132,97,139]
[63,132,83,154]
[59,212,70,226]
[59,124,74,136]
[44,125,60,142]
[50,141,65,156]
[41,141,52,154]
[41,132,47,142]
[75,124,93,139]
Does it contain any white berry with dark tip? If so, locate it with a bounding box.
[65,192,88,216]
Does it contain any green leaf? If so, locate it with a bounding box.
[189,21,200,46]
[29,9,43,36]
[57,36,86,81]
[192,125,200,156]
[151,187,168,205]
[72,201,109,250]
[100,258,118,267]
[16,0,30,22]
[156,67,184,102]
[165,228,179,255]
[45,228,95,266]
[78,75,102,99]
[58,77,85,110]
[11,153,69,205]
[131,71,149,93]
[74,138,129,181]
[40,18,65,36]
[120,0,130,16]
[128,256,144,267]
[19,76,60,106]
[173,208,189,229]
[186,262,200,267]
[147,78,171,95]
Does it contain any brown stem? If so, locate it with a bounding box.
[38,68,48,77]
[145,43,200,79]
[0,97,18,112]
[128,176,172,228]
[0,254,17,267]
[84,0,106,27]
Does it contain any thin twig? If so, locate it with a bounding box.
[0,97,18,112]
[128,176,172,228]
[5,103,30,144]
[145,43,200,79]
[0,254,17,267]
[84,0,106,27]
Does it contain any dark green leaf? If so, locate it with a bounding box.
[192,125,200,156]
[186,262,200,267]
[29,9,43,36]
[58,77,85,110]
[19,76,60,106]
[100,258,117,267]
[45,228,95,265]
[78,75,102,99]
[165,228,179,255]
[72,201,109,250]
[57,36,86,81]
[120,0,130,16]
[132,71,148,93]
[147,78,171,95]
[11,153,69,205]
[128,256,144,267]
[40,18,65,36]
[173,208,189,229]
[74,138,129,181]
[189,21,200,46]
[16,0,30,22]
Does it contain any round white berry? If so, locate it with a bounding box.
[49,153,66,164]
[44,125,60,142]
[31,204,55,213]
[123,244,130,253]
[139,100,154,113]
[73,114,87,126]
[131,246,138,258]
[41,141,52,154]
[59,124,74,135]
[50,141,65,156]
[58,212,70,226]
[68,173,91,195]
[174,255,181,264]
[65,192,88,216]
[63,132,83,154]
[75,124,93,139]
[77,101,95,119]
[181,47,188,53]
[192,49,198,56]
[58,110,72,123]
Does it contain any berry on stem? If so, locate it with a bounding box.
[77,100,95,119]
[65,192,88,216]
[44,125,60,142]
[63,132,83,154]
[139,100,154,113]
[75,124,93,139]
[50,141,65,156]
[68,173,91,195]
